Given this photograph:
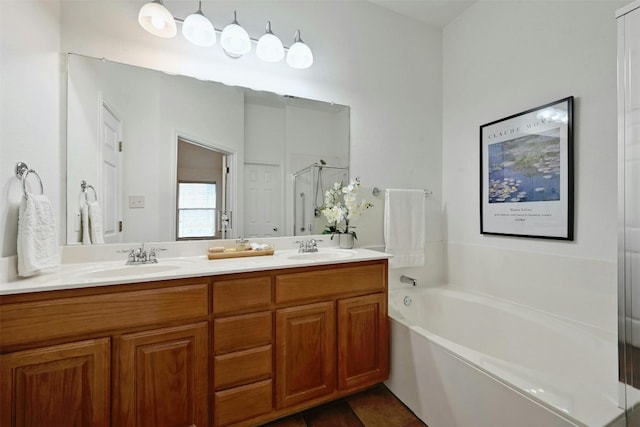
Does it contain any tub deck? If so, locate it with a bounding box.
[386,285,624,427]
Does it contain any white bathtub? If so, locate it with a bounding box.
[385,285,625,427]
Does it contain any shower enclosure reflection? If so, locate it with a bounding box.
[293,163,348,236]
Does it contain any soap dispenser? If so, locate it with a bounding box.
[235,237,249,251]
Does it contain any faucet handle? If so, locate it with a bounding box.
[309,239,320,252]
[148,248,167,262]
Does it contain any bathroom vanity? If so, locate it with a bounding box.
[0,249,389,427]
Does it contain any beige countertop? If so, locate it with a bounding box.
[1,247,391,295]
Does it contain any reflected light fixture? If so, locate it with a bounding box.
[138,0,177,38]
[220,11,252,58]
[536,108,568,124]
[256,21,285,62]
[182,1,216,47]
[287,30,314,70]
[137,2,313,69]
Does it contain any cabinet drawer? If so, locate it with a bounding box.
[214,311,272,354]
[213,275,272,314]
[1,283,208,348]
[214,345,272,390]
[275,262,386,304]
[214,379,272,426]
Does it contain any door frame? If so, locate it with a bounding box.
[170,130,238,240]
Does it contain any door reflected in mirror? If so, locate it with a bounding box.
[176,139,231,240]
[65,53,349,244]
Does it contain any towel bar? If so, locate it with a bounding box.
[372,187,432,197]
[15,162,44,196]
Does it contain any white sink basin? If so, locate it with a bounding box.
[82,264,182,279]
[287,249,357,261]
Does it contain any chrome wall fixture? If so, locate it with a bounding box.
[137,0,314,69]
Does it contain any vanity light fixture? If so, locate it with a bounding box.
[256,21,285,63]
[220,11,252,58]
[138,0,177,38]
[137,1,313,69]
[286,30,314,69]
[181,2,216,47]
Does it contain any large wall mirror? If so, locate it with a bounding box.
[66,54,349,245]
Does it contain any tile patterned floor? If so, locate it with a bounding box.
[261,385,427,427]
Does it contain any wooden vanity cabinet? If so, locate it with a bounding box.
[0,337,111,427]
[113,322,209,427]
[212,260,388,427]
[212,275,274,427]
[0,278,210,427]
[275,301,336,409]
[0,259,388,427]
[337,293,388,390]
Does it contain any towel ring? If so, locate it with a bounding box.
[81,180,98,202]
[15,162,44,196]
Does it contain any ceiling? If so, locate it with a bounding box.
[368,0,476,28]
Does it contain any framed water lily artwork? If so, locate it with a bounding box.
[480,96,574,240]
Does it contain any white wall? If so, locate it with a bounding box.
[1,0,444,282]
[0,0,61,258]
[245,102,285,165]
[443,1,625,332]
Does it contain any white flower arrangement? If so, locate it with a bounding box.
[321,177,372,239]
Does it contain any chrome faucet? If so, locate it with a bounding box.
[295,239,321,253]
[120,244,166,265]
[400,275,417,286]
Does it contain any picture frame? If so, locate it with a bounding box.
[480,96,574,240]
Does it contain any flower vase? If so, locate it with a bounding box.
[338,233,354,249]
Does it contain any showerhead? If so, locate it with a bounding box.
[320,159,326,165]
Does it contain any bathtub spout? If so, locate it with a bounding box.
[400,275,417,286]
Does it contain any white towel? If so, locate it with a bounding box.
[17,194,61,277]
[87,201,104,244]
[384,189,425,269]
[81,202,91,245]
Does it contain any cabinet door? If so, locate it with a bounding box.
[337,293,389,390]
[0,338,110,427]
[275,301,335,409]
[114,322,208,427]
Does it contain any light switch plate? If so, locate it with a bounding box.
[129,195,145,208]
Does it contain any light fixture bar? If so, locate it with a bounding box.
[173,18,293,50]
[137,1,312,68]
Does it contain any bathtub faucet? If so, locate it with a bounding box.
[400,275,417,286]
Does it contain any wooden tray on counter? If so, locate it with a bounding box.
[207,248,275,260]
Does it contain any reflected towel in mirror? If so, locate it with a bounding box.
[81,202,91,244]
[88,201,104,244]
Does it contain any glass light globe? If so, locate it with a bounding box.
[151,15,166,31]
[287,31,313,69]
[220,12,251,57]
[256,23,284,62]
[182,12,216,47]
[138,1,177,38]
